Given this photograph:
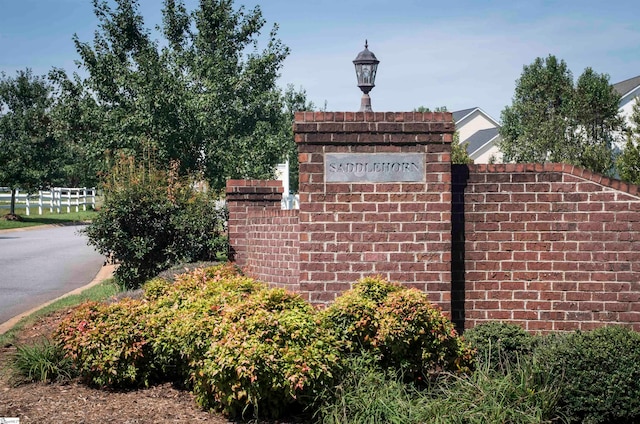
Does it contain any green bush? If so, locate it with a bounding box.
[10,339,76,384]
[321,276,474,380]
[192,288,342,419]
[55,270,484,420]
[321,276,403,353]
[142,277,172,301]
[534,325,640,424]
[54,265,241,388]
[148,267,264,383]
[83,156,228,289]
[56,265,342,420]
[464,321,535,370]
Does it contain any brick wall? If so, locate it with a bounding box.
[226,179,300,291]
[456,163,640,332]
[225,116,640,332]
[244,209,300,291]
[294,111,454,308]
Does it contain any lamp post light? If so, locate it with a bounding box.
[353,40,380,112]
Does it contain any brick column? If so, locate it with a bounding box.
[225,179,283,269]
[294,111,455,311]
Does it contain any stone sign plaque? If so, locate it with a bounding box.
[325,153,425,183]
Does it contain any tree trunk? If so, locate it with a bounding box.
[10,188,16,216]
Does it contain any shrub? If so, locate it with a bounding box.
[55,265,260,389]
[464,321,535,370]
[320,276,404,353]
[148,267,264,383]
[192,288,342,419]
[142,277,172,301]
[84,156,228,289]
[534,325,640,424]
[377,289,475,377]
[54,299,158,387]
[321,276,474,380]
[10,339,76,384]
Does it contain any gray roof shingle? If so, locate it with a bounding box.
[465,127,499,154]
[613,75,640,98]
[452,107,478,123]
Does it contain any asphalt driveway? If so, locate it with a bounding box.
[0,224,105,325]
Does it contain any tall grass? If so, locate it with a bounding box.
[421,359,564,424]
[10,339,76,383]
[315,354,429,424]
[315,354,564,424]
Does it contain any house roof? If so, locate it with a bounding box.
[452,107,501,127]
[452,107,478,123]
[613,75,640,98]
[466,127,500,155]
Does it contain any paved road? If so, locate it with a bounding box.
[0,225,105,325]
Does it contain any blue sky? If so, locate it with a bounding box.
[1,0,639,120]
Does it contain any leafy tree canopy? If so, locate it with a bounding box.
[0,69,63,216]
[54,0,298,191]
[499,55,623,176]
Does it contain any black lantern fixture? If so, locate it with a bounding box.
[353,40,380,112]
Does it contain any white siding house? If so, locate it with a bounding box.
[452,107,502,163]
[613,75,640,129]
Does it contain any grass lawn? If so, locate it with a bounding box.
[0,209,99,230]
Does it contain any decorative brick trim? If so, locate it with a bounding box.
[294,112,455,146]
[471,163,640,198]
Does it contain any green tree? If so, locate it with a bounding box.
[57,0,292,190]
[48,70,102,187]
[499,55,623,175]
[0,69,62,217]
[280,84,314,193]
[617,98,640,184]
[499,55,575,164]
[450,131,472,165]
[572,67,623,174]
[414,106,449,113]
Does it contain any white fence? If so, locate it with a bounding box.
[0,187,97,216]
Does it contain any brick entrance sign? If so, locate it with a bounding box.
[226,110,640,332]
[295,111,454,309]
